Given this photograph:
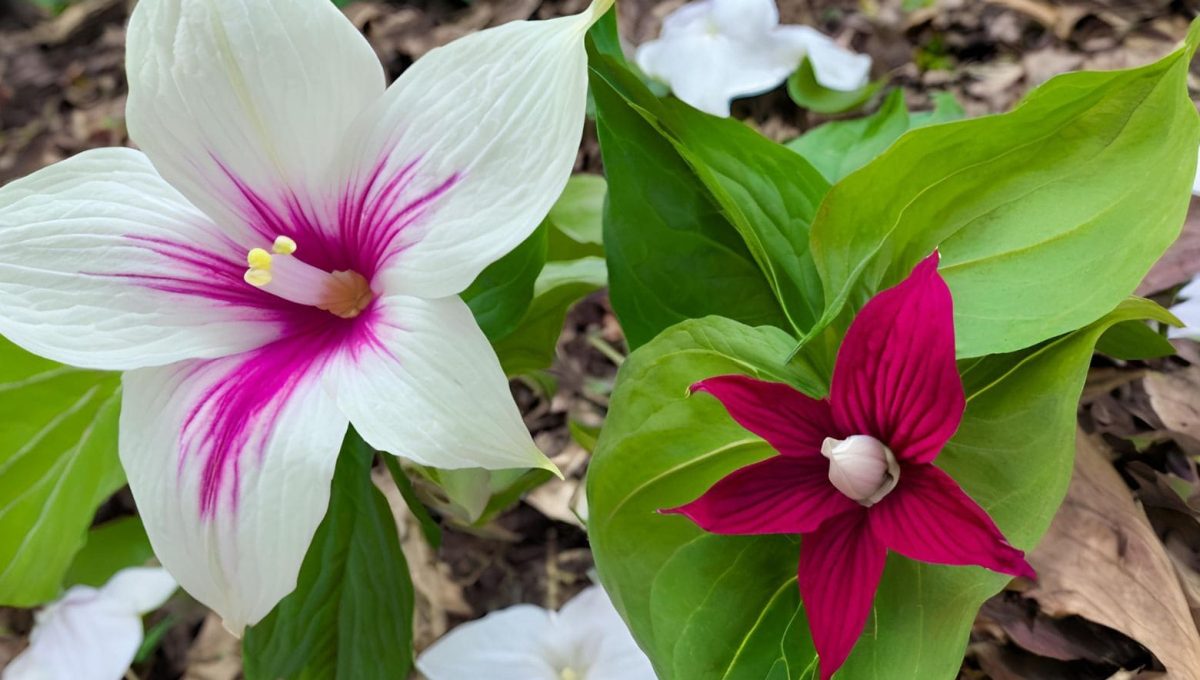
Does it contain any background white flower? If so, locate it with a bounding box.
[1169,277,1200,340]
[416,585,655,680]
[635,0,871,116]
[3,567,177,680]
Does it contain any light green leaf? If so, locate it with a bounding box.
[807,30,1200,358]
[494,257,607,377]
[463,224,548,342]
[243,430,414,680]
[547,174,606,261]
[588,299,1171,679]
[62,516,154,589]
[788,89,965,183]
[787,59,883,114]
[0,338,123,606]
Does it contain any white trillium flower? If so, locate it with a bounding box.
[3,567,177,680]
[417,586,655,680]
[635,0,872,117]
[0,0,612,633]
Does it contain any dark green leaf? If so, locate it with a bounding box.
[787,59,883,114]
[63,516,154,589]
[463,224,548,342]
[243,430,414,680]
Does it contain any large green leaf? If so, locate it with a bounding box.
[463,224,548,342]
[588,299,1172,679]
[588,24,830,347]
[806,27,1200,358]
[62,516,154,589]
[0,339,122,606]
[547,174,606,261]
[243,430,414,680]
[787,90,964,183]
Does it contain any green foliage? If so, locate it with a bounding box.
[243,430,414,680]
[63,516,154,589]
[464,224,549,341]
[787,89,965,183]
[587,300,1175,679]
[546,173,606,261]
[786,59,882,114]
[0,338,123,606]
[806,31,1200,359]
[588,31,830,349]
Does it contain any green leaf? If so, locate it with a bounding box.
[588,299,1170,679]
[62,516,154,589]
[788,89,965,183]
[547,174,606,261]
[494,257,607,376]
[381,455,442,549]
[588,39,829,347]
[463,224,548,342]
[787,59,883,114]
[807,35,1200,359]
[0,338,123,606]
[243,430,414,680]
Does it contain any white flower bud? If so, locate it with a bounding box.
[821,435,900,506]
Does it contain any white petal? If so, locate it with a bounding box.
[1169,297,1200,339]
[555,586,656,680]
[775,25,871,91]
[99,567,177,615]
[328,295,551,471]
[125,0,384,235]
[120,344,348,633]
[416,605,560,680]
[1192,147,1200,195]
[335,8,600,298]
[0,148,281,370]
[659,0,714,37]
[711,0,779,42]
[2,587,143,680]
[636,32,800,117]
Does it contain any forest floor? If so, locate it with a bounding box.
[2,0,1200,678]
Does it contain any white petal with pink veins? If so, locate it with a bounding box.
[328,294,553,472]
[0,148,281,371]
[335,4,607,299]
[125,0,385,238]
[120,337,351,633]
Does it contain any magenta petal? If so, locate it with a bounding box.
[868,464,1035,580]
[663,456,856,535]
[692,375,838,457]
[829,252,965,464]
[798,510,886,680]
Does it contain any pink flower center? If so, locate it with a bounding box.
[242,236,374,319]
[820,435,900,507]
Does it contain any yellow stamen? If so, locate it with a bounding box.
[244,268,272,287]
[273,236,298,255]
[247,248,273,270]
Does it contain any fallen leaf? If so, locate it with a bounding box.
[1026,431,1200,678]
[182,614,240,680]
[1144,366,1200,445]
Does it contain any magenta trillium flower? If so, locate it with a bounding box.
[664,253,1035,680]
[0,0,610,632]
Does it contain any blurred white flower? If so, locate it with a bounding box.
[417,585,654,680]
[635,0,871,116]
[1193,147,1200,195]
[1170,277,1200,340]
[3,567,176,680]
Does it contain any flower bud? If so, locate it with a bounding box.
[821,435,899,506]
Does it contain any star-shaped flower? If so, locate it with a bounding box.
[0,0,609,632]
[664,253,1034,680]
[635,0,871,116]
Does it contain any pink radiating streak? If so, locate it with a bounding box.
[112,152,460,519]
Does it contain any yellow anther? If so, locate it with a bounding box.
[247,248,273,270]
[243,268,273,287]
[273,236,298,255]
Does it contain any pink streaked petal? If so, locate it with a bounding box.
[662,455,855,535]
[118,314,380,632]
[0,147,280,371]
[692,375,838,457]
[798,510,886,680]
[868,464,1035,580]
[830,252,965,464]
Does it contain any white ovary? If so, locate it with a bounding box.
[821,434,900,506]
